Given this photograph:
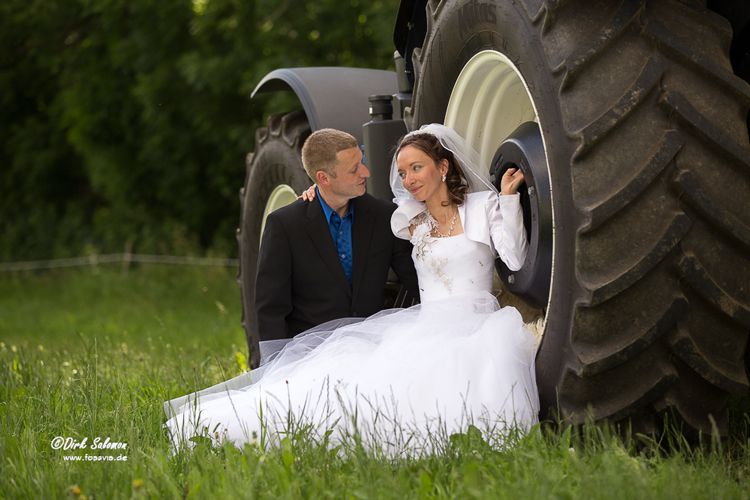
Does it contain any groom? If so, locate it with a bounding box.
[254,128,419,344]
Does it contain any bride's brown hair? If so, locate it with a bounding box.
[396,133,469,206]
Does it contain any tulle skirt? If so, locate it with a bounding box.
[164,291,539,456]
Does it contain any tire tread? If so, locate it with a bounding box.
[559,1,750,433]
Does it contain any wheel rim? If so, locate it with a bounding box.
[260,184,298,242]
[445,50,538,167]
[444,49,554,334]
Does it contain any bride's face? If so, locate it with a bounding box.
[396,145,448,203]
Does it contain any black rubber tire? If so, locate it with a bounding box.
[237,111,312,368]
[408,0,750,434]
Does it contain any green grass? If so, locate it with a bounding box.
[1,266,749,499]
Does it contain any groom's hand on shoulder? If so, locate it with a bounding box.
[299,185,317,202]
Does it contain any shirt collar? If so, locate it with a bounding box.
[316,186,354,220]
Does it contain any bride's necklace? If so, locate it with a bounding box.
[429,208,458,238]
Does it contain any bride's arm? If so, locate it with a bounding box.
[486,191,528,271]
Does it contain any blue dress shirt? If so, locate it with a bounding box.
[317,187,354,285]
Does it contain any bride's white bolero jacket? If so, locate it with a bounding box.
[390,190,528,271]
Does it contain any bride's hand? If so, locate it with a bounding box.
[299,185,317,202]
[501,167,525,195]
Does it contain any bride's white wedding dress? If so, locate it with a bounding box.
[165,192,539,455]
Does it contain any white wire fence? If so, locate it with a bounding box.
[0,253,239,272]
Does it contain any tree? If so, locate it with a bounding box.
[0,0,399,260]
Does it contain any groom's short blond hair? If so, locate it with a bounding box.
[301,128,359,181]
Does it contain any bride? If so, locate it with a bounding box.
[164,124,539,455]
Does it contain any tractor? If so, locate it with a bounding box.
[238,0,750,436]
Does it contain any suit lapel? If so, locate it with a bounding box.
[305,200,352,295]
[351,196,375,298]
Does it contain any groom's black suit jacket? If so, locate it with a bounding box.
[254,193,419,340]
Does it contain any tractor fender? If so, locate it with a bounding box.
[252,67,398,143]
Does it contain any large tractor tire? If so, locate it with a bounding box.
[237,111,312,368]
[408,0,750,434]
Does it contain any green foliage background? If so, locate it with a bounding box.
[0,0,399,260]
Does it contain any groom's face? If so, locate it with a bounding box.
[328,146,370,200]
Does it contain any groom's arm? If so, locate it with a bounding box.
[390,236,419,303]
[385,199,420,303]
[254,213,293,340]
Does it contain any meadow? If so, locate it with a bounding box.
[1,265,749,499]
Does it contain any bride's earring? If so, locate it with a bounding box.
[441,174,446,182]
